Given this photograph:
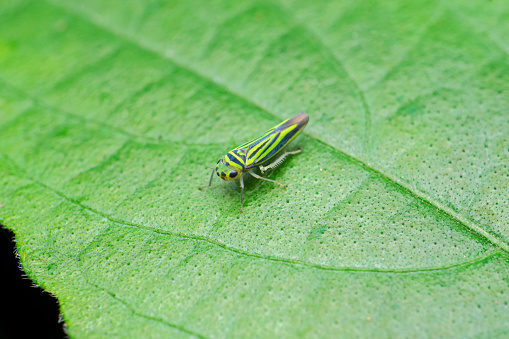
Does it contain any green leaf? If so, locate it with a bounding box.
[1,0,508,337]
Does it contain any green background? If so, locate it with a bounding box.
[1,0,508,337]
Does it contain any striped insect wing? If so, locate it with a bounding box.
[242,112,309,169]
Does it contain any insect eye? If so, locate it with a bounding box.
[229,170,238,178]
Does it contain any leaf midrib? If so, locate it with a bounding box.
[25,0,509,252]
[2,0,505,252]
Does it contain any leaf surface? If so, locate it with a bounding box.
[0,0,508,337]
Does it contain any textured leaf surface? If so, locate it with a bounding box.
[1,0,508,337]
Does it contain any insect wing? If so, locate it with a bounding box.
[243,112,309,169]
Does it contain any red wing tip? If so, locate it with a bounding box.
[276,112,309,131]
[293,112,309,125]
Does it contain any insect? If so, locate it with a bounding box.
[201,112,309,212]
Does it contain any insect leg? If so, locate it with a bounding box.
[259,147,302,174]
[249,170,286,188]
[239,174,244,213]
[200,168,215,190]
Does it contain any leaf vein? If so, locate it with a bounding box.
[86,281,208,339]
[3,157,499,274]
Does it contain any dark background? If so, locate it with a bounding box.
[0,225,67,339]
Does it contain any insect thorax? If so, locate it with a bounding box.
[225,149,246,169]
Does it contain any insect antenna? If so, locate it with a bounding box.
[194,159,215,170]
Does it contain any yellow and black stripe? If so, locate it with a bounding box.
[224,112,309,171]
